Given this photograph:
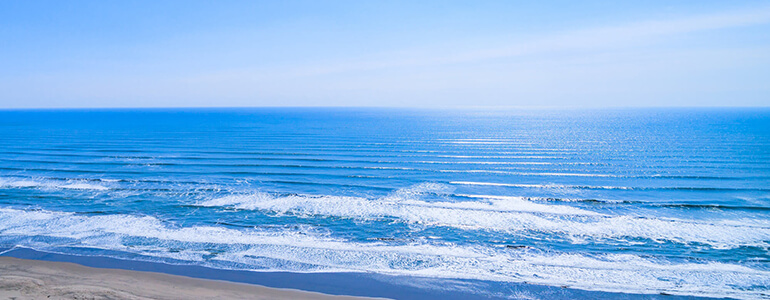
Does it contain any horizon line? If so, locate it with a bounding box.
[1,105,769,111]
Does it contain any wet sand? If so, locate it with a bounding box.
[0,257,385,300]
[0,248,710,300]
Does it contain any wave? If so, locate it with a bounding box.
[198,182,601,217]
[451,181,770,192]
[455,194,638,205]
[59,183,109,190]
[0,207,766,299]
[465,195,770,211]
[655,203,770,211]
[3,176,768,248]
[195,186,770,249]
[0,177,110,191]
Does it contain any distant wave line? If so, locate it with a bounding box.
[450,181,770,192]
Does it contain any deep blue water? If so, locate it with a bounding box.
[0,108,768,299]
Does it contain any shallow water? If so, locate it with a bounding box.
[0,108,768,298]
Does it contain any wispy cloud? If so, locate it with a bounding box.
[252,6,770,78]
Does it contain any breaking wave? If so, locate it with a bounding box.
[196,188,770,249]
[0,177,110,191]
[0,207,766,299]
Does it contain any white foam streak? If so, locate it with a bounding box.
[0,208,329,246]
[0,177,110,191]
[0,208,767,299]
[2,180,40,188]
[60,183,109,190]
[198,191,770,248]
[0,178,45,189]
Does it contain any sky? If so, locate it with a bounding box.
[1,0,769,108]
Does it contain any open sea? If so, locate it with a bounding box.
[0,108,768,299]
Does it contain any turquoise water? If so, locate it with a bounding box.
[0,108,768,298]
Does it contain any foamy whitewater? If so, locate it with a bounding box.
[0,108,768,299]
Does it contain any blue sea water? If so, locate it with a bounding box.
[0,108,768,299]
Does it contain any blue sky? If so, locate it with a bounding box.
[1,0,769,108]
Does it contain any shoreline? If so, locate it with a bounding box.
[0,247,714,300]
[0,256,380,300]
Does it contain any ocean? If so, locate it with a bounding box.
[0,108,768,299]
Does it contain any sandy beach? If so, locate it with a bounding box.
[0,257,384,300]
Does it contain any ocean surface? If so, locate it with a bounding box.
[0,108,768,299]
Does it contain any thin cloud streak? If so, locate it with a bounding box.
[239,6,770,79]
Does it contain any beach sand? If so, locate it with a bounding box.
[0,257,385,300]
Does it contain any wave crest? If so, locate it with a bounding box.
[0,207,766,299]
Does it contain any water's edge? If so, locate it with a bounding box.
[0,247,713,300]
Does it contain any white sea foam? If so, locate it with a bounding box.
[437,170,617,177]
[196,186,770,248]
[200,192,599,217]
[451,181,633,189]
[0,177,110,191]
[59,183,109,190]
[4,180,40,188]
[0,207,767,299]
[0,178,45,188]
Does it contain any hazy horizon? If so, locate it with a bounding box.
[2,0,769,108]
